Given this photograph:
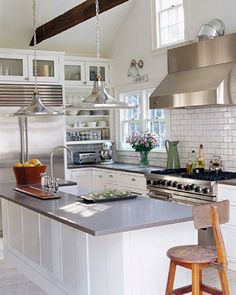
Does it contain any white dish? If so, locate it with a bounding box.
[68,109,78,116]
[97,120,107,127]
[87,122,97,128]
[78,122,86,128]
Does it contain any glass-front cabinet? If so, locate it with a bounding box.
[64,61,85,86]
[0,51,62,83]
[64,57,110,87]
[28,55,59,82]
[0,54,28,81]
[86,62,109,86]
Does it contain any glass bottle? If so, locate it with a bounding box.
[186,150,196,174]
[196,144,205,173]
[191,150,196,171]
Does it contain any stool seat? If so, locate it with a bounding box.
[167,245,217,264]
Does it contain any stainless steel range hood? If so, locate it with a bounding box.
[150,32,236,109]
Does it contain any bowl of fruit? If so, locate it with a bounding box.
[13,159,47,185]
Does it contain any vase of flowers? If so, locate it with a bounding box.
[126,131,159,166]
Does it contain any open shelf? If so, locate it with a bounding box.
[67,140,111,145]
[67,127,109,130]
[66,115,109,118]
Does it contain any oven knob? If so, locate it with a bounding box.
[167,181,172,187]
[156,180,162,185]
[190,184,197,191]
[146,180,151,185]
[195,186,203,193]
[172,181,178,188]
[177,184,185,190]
[162,180,168,186]
[203,187,211,194]
[184,184,191,191]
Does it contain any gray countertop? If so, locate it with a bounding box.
[67,162,163,174]
[0,183,193,236]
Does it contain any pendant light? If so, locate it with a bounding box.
[11,0,63,117]
[78,0,137,110]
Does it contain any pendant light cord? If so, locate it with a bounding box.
[95,0,101,78]
[33,0,38,93]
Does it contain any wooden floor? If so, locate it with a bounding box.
[0,238,235,294]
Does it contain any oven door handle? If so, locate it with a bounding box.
[147,188,173,201]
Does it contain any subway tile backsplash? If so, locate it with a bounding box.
[115,106,236,171]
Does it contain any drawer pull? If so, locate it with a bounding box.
[109,175,113,178]
[131,178,136,182]
[99,175,102,178]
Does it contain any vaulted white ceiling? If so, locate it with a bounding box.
[0,0,135,56]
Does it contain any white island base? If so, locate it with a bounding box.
[2,199,197,295]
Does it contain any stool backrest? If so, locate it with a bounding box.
[193,200,230,269]
[192,200,229,230]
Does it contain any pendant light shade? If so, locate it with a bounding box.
[78,76,138,109]
[78,0,137,110]
[11,91,63,117]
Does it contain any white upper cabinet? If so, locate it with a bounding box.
[0,53,28,81]
[64,61,86,86]
[28,54,60,83]
[85,62,109,86]
[0,49,64,84]
[64,56,111,87]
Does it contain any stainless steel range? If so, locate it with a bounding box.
[146,169,236,205]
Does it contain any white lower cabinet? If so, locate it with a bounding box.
[67,167,148,195]
[92,169,105,190]
[217,184,236,271]
[8,202,23,253]
[22,207,40,264]
[70,168,92,189]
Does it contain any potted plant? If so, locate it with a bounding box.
[126,131,158,166]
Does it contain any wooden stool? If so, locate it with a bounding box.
[165,200,230,295]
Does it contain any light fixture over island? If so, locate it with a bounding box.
[0,184,197,295]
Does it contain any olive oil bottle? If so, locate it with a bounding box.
[195,144,205,173]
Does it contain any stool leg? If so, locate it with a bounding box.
[165,260,176,295]
[199,269,203,295]
[218,269,230,295]
[192,264,200,295]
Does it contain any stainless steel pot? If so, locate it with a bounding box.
[197,18,225,41]
[209,155,223,172]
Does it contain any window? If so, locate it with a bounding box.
[154,0,185,48]
[118,89,170,151]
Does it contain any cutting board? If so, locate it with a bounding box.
[14,186,61,200]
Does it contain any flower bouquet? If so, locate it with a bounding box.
[126,131,158,166]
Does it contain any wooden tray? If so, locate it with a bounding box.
[14,186,61,200]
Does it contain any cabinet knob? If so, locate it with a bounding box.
[24,77,29,81]
[99,175,102,178]
[131,178,136,182]
[83,81,87,85]
[109,175,113,178]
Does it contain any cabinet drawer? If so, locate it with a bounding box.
[104,171,120,183]
[120,173,146,189]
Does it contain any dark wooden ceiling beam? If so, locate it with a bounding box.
[30,0,130,46]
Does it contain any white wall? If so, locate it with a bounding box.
[107,0,236,87]
[108,0,236,170]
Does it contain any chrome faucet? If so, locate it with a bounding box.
[50,145,73,179]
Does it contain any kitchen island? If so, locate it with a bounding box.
[0,183,197,295]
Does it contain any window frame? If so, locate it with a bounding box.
[116,88,170,152]
[151,0,188,50]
